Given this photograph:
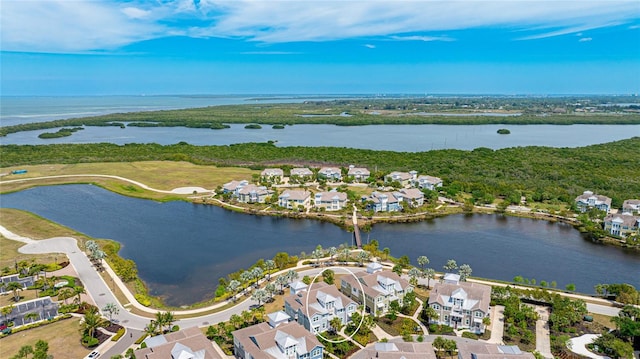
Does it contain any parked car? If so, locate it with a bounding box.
[86,351,100,359]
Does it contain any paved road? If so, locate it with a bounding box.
[534,306,553,359]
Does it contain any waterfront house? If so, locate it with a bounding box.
[347,166,370,182]
[397,188,424,207]
[284,282,357,333]
[364,191,403,212]
[232,317,324,359]
[385,171,416,187]
[278,190,311,209]
[290,168,314,183]
[457,342,535,359]
[222,180,249,196]
[622,199,640,215]
[261,168,284,183]
[351,340,437,359]
[603,213,640,238]
[427,273,491,334]
[237,184,273,203]
[314,191,348,211]
[136,326,222,359]
[575,191,612,213]
[340,263,413,316]
[317,167,342,182]
[416,175,443,191]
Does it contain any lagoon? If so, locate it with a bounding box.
[1,184,639,306]
[2,123,639,151]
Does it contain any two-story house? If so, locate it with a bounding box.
[415,175,443,191]
[457,342,535,359]
[233,314,323,359]
[340,263,413,316]
[136,326,222,359]
[284,281,357,333]
[317,167,342,182]
[396,188,424,208]
[385,171,416,187]
[290,168,314,183]
[261,168,284,183]
[603,213,640,238]
[364,192,403,212]
[427,273,491,334]
[222,180,249,196]
[237,184,273,203]
[622,199,640,215]
[347,166,370,182]
[351,340,436,359]
[279,190,311,209]
[575,191,612,213]
[314,191,348,211]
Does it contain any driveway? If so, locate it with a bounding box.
[486,305,505,344]
[534,306,553,359]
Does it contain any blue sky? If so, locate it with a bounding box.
[1,1,639,96]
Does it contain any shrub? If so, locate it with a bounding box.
[171,325,179,332]
[462,331,479,340]
[83,335,99,347]
[135,334,148,345]
[112,328,126,341]
[134,294,152,307]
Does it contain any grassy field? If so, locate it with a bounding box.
[0,317,91,359]
[0,161,258,192]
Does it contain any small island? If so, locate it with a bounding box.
[497,128,511,134]
[272,124,285,129]
[244,124,262,129]
[38,127,84,139]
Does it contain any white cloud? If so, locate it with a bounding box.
[1,0,638,53]
[579,37,593,42]
[364,44,376,49]
[389,35,454,42]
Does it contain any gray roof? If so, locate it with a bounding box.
[315,191,348,202]
[428,280,491,313]
[351,339,436,359]
[456,342,535,359]
[291,168,313,176]
[233,321,323,359]
[575,191,612,206]
[279,189,311,201]
[604,214,639,227]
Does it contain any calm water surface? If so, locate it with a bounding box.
[1,185,638,306]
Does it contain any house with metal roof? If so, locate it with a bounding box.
[427,274,491,333]
[261,168,284,183]
[456,342,535,359]
[232,319,323,359]
[317,167,342,182]
[314,191,348,211]
[415,175,443,191]
[575,190,612,213]
[350,339,437,359]
[622,199,640,215]
[136,326,222,359]
[347,166,370,182]
[284,282,357,333]
[278,190,311,209]
[603,213,640,238]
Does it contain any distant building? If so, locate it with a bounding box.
[237,184,273,203]
[314,191,348,211]
[222,180,249,196]
[351,340,437,359]
[261,168,284,183]
[385,171,416,187]
[347,166,370,182]
[135,326,222,359]
[603,213,640,238]
[397,188,424,207]
[232,320,323,359]
[340,263,413,316]
[575,191,611,213]
[284,281,357,333]
[278,190,311,209]
[622,199,640,215]
[318,167,342,182]
[415,175,443,191]
[290,168,314,183]
[427,274,491,333]
[457,342,535,359]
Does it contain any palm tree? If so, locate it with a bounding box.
[57,287,74,305]
[229,314,243,329]
[264,260,276,281]
[458,264,472,281]
[340,248,351,262]
[73,286,86,304]
[163,312,175,332]
[422,305,439,323]
[285,269,298,283]
[240,270,253,287]
[154,311,167,333]
[408,268,421,286]
[424,268,436,289]
[265,283,276,302]
[443,259,458,272]
[102,303,119,324]
[357,251,370,266]
[144,321,158,337]
[81,307,104,338]
[241,310,253,325]
[417,256,429,270]
[312,247,324,267]
[251,289,268,306]
[251,267,264,288]
[24,312,39,324]
[275,276,288,294]
[382,247,391,261]
[1,304,14,324]
[6,281,23,302]
[227,280,240,302]
[327,247,337,264]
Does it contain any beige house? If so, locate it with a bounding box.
[314,191,348,211]
[351,340,437,359]
[261,168,284,183]
[347,166,370,182]
[428,273,491,334]
[135,326,222,359]
[416,175,443,191]
[397,188,424,207]
[575,190,612,213]
[290,168,314,183]
[340,263,413,316]
[604,213,639,238]
[457,342,535,359]
[284,281,357,333]
[238,184,273,203]
[232,320,324,359]
[278,189,311,209]
[385,171,416,187]
[318,167,342,182]
[622,199,640,215]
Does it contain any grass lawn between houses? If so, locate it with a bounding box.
[0,316,90,359]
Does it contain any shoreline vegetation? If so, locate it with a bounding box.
[2,97,640,137]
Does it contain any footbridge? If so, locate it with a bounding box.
[352,205,362,248]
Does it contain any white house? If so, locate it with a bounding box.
[318,167,342,182]
[314,191,348,211]
[415,175,443,191]
[622,199,640,215]
[347,166,370,182]
[575,191,612,213]
[603,213,639,238]
[233,320,323,359]
[284,282,357,333]
[261,168,284,182]
[278,190,311,209]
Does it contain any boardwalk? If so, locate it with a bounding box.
[352,206,362,248]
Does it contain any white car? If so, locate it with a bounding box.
[86,351,100,359]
